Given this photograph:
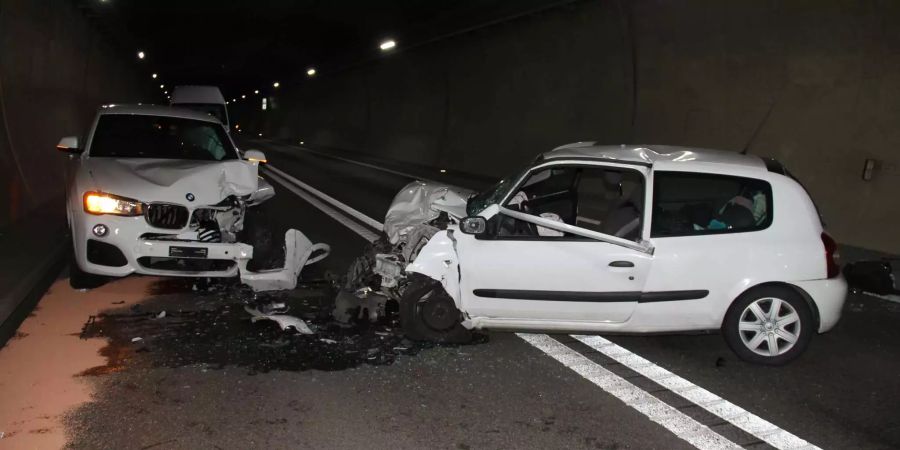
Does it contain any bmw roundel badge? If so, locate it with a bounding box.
[186,193,195,202]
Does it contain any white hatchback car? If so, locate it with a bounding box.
[57,105,326,292]
[361,143,846,365]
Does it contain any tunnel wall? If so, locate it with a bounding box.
[249,0,900,254]
[0,0,148,227]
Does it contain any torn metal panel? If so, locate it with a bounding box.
[239,229,330,292]
[244,305,314,334]
[383,181,474,244]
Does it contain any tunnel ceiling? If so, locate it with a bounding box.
[75,0,562,100]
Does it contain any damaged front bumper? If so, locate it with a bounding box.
[74,209,329,291]
[137,229,330,292]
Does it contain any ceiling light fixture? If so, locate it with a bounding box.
[307,68,316,76]
[137,50,146,59]
[272,81,280,88]
[379,40,396,51]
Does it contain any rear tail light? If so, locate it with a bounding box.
[821,232,840,278]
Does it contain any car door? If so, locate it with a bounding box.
[458,161,654,323]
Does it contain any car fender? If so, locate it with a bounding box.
[405,229,462,309]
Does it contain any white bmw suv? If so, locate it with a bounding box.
[354,143,847,365]
[57,105,325,292]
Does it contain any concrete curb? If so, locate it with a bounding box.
[0,237,68,348]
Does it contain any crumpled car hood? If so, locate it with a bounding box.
[383,180,475,244]
[83,158,260,205]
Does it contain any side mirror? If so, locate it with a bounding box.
[459,216,487,235]
[244,149,267,164]
[57,136,82,154]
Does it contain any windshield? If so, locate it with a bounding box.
[466,166,528,215]
[89,114,237,161]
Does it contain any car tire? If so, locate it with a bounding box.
[400,275,471,344]
[68,251,108,290]
[723,285,813,366]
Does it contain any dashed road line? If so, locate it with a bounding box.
[518,333,742,450]
[572,334,820,450]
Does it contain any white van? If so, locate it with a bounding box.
[170,85,229,130]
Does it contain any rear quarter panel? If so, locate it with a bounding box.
[632,167,828,332]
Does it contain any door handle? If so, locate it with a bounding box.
[609,261,635,268]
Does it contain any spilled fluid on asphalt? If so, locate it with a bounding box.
[79,278,486,374]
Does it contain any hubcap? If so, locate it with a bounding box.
[738,297,801,357]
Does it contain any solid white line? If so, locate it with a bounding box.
[264,169,380,242]
[261,141,442,184]
[517,333,741,450]
[264,165,384,231]
[572,334,821,450]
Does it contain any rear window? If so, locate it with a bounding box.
[89,114,237,161]
[651,171,772,237]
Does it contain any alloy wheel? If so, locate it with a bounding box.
[738,297,801,357]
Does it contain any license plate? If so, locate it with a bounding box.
[169,246,208,258]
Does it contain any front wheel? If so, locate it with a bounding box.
[68,252,109,290]
[400,275,471,344]
[723,285,814,365]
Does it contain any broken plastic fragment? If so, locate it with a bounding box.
[244,305,314,334]
[239,229,330,292]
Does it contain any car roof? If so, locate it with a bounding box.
[96,104,222,123]
[542,142,767,172]
[170,85,226,105]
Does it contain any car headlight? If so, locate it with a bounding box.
[83,192,144,216]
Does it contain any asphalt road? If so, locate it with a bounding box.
[1,140,898,449]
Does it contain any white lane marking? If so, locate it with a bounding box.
[258,141,442,184]
[572,335,821,450]
[264,169,380,242]
[265,165,384,231]
[518,333,742,450]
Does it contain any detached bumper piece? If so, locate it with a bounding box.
[238,229,330,292]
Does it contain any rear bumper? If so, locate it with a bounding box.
[794,277,848,333]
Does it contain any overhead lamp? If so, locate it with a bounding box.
[137,50,146,59]
[159,84,164,89]
[307,68,316,76]
[254,90,259,94]
[272,81,280,88]
[379,40,396,51]
[242,94,246,99]
[151,73,157,79]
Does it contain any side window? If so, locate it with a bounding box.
[494,165,645,241]
[651,172,772,237]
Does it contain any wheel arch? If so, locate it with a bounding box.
[722,281,821,331]
[405,230,462,308]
